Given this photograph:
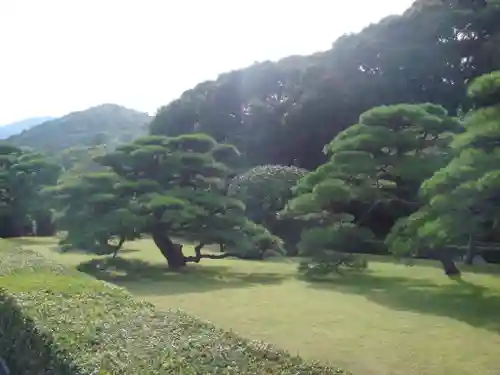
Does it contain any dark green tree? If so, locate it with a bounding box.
[148,1,500,171]
[0,144,61,237]
[283,103,461,274]
[284,179,375,276]
[228,165,307,221]
[387,70,500,275]
[50,134,284,268]
[149,62,306,167]
[45,171,144,256]
[227,164,308,255]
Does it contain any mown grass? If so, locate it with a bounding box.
[11,236,500,375]
[0,240,346,375]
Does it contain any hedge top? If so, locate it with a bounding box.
[0,241,349,375]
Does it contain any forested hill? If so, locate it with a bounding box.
[150,0,500,170]
[6,104,151,154]
[0,116,55,139]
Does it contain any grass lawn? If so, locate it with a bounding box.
[10,236,500,375]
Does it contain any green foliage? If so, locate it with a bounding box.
[296,220,372,275]
[148,1,500,170]
[468,70,500,107]
[298,254,368,278]
[0,144,61,237]
[227,165,307,256]
[0,242,348,375]
[322,103,461,193]
[296,222,372,278]
[387,70,500,270]
[284,103,462,275]
[45,171,144,255]
[299,223,376,256]
[228,165,307,221]
[289,103,460,227]
[7,104,151,155]
[51,133,284,266]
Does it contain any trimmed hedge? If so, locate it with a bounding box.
[0,241,349,375]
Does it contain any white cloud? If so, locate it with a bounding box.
[0,0,414,123]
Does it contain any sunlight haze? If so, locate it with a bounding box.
[0,0,415,124]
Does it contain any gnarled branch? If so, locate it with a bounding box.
[183,243,251,263]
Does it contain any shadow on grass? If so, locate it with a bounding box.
[304,272,500,333]
[8,236,57,246]
[61,248,140,255]
[363,255,500,275]
[9,237,140,255]
[77,257,287,295]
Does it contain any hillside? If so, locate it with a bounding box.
[0,116,55,139]
[149,0,500,170]
[6,104,151,154]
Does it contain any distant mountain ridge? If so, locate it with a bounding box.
[0,116,55,139]
[6,104,152,154]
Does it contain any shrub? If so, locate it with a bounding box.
[298,253,368,279]
[0,240,349,375]
[227,165,308,223]
[228,165,308,256]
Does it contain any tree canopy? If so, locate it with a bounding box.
[48,134,284,267]
[386,70,500,274]
[283,103,462,274]
[148,0,500,170]
[227,164,308,255]
[0,143,61,237]
[227,164,307,223]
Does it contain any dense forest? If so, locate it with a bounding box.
[150,0,500,170]
[1,0,500,277]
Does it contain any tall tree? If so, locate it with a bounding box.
[283,103,461,272]
[149,61,307,167]
[227,164,308,255]
[148,1,500,170]
[0,144,61,237]
[387,70,500,274]
[227,165,307,224]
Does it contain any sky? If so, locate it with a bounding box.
[0,0,415,124]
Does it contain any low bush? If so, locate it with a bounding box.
[298,253,369,279]
[0,240,349,375]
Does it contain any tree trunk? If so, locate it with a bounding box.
[111,236,126,259]
[464,235,476,265]
[34,211,56,236]
[355,200,381,226]
[151,229,186,269]
[12,216,25,237]
[436,248,461,277]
